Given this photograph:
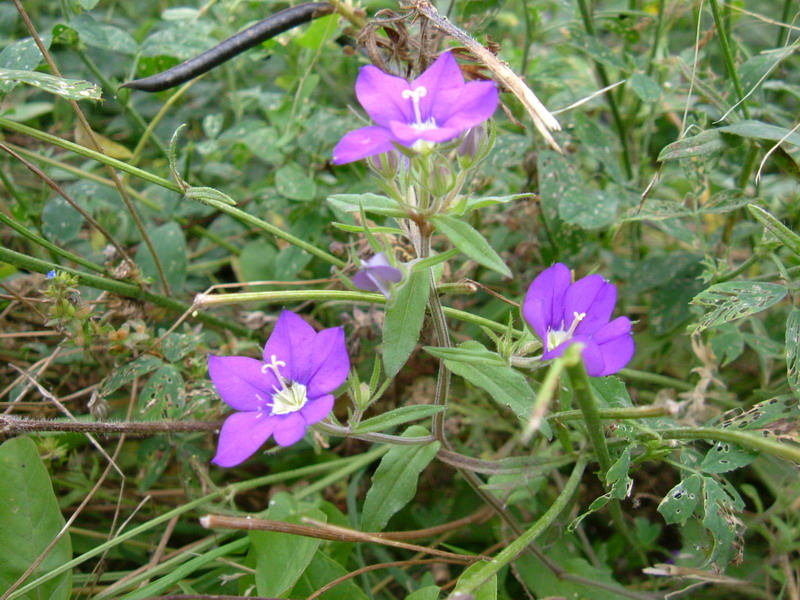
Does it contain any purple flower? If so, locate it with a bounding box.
[209,310,349,467]
[333,52,499,165]
[522,263,634,377]
[353,253,403,297]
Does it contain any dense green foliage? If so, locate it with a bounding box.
[1,0,799,599]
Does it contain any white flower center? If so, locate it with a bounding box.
[260,354,308,415]
[547,312,586,352]
[401,86,437,131]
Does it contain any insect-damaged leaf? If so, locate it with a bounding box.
[690,281,787,332]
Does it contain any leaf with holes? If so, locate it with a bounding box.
[0,437,72,600]
[700,441,758,474]
[718,395,800,431]
[702,477,745,567]
[0,36,50,93]
[606,447,633,499]
[690,281,787,332]
[658,129,730,161]
[139,366,185,420]
[0,69,101,100]
[101,355,163,395]
[658,474,702,525]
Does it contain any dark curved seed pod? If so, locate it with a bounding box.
[122,2,334,92]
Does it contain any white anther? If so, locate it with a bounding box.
[401,86,428,127]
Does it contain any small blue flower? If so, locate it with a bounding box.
[46,270,57,279]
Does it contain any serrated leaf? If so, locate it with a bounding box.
[699,441,758,474]
[691,281,787,332]
[327,193,406,218]
[360,426,440,532]
[135,222,188,292]
[717,120,800,148]
[101,355,163,395]
[382,268,430,379]
[139,366,184,420]
[430,214,511,276]
[0,437,72,600]
[443,342,535,420]
[0,69,101,100]
[657,474,702,525]
[352,405,444,434]
[658,129,729,161]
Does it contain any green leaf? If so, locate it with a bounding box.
[702,476,744,567]
[749,204,800,258]
[424,344,506,366]
[606,447,633,499]
[691,281,788,332]
[718,395,800,432]
[161,332,198,363]
[629,72,662,102]
[0,69,101,100]
[450,193,530,217]
[658,129,729,161]
[291,552,369,600]
[717,119,800,148]
[237,240,278,292]
[275,245,313,281]
[382,268,430,379]
[657,473,702,525]
[621,200,691,222]
[360,426,440,532]
[135,222,188,292]
[406,586,440,600]
[276,162,317,201]
[352,405,444,434]
[41,195,84,243]
[184,186,237,206]
[62,13,137,54]
[0,437,72,600]
[442,341,535,420]
[430,214,511,276]
[251,498,326,597]
[0,36,50,93]
[558,188,618,230]
[138,366,184,420]
[699,441,758,474]
[787,308,800,397]
[101,355,163,395]
[327,193,406,218]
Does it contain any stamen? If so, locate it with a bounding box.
[260,355,309,415]
[401,86,427,127]
[546,312,587,351]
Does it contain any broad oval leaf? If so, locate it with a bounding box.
[135,222,188,292]
[0,437,72,600]
[658,129,729,161]
[657,473,702,525]
[360,426,440,532]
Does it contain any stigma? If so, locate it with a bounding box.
[402,86,437,131]
[261,354,309,415]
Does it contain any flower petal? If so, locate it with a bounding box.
[356,65,413,127]
[211,411,275,467]
[332,126,396,165]
[208,355,276,411]
[412,52,465,121]
[353,269,379,292]
[301,394,335,425]
[578,339,607,377]
[563,274,614,329]
[438,81,499,130]
[262,310,317,384]
[388,121,461,145]
[306,326,350,398]
[523,263,572,340]
[273,412,307,446]
[593,317,634,376]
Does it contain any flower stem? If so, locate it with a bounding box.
[565,352,646,565]
[450,455,588,597]
[708,0,750,119]
[0,416,221,436]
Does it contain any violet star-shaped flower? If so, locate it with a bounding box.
[353,253,403,298]
[522,263,634,377]
[332,52,499,165]
[209,310,349,467]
